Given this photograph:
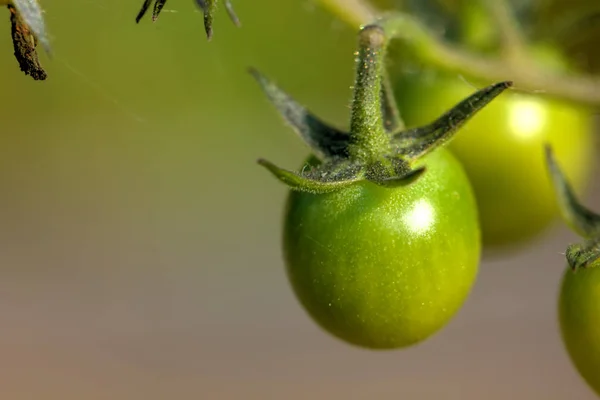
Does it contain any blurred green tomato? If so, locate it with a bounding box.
[560,266,600,396]
[394,45,595,248]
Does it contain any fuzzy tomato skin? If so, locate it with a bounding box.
[559,267,600,396]
[394,65,594,248]
[283,148,480,349]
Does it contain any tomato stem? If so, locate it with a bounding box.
[348,25,391,162]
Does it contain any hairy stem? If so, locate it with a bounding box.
[348,25,390,161]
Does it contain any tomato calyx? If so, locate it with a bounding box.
[545,145,600,271]
[135,0,240,40]
[253,18,512,194]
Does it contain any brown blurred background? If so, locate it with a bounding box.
[0,0,598,399]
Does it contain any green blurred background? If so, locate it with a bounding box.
[0,0,598,399]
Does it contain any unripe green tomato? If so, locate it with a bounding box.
[283,148,480,349]
[559,266,600,396]
[394,46,595,248]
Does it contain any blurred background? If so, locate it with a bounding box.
[0,0,599,398]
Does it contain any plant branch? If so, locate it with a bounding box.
[315,0,600,107]
[481,0,528,60]
[316,0,377,27]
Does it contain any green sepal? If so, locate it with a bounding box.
[153,0,167,20]
[368,166,426,188]
[257,158,363,194]
[545,144,600,271]
[545,144,600,238]
[364,156,426,187]
[196,0,240,39]
[566,240,600,272]
[136,0,240,39]
[136,0,154,22]
[393,80,513,160]
[250,68,350,160]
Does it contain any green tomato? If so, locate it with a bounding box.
[283,148,480,349]
[559,266,600,396]
[394,46,595,248]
